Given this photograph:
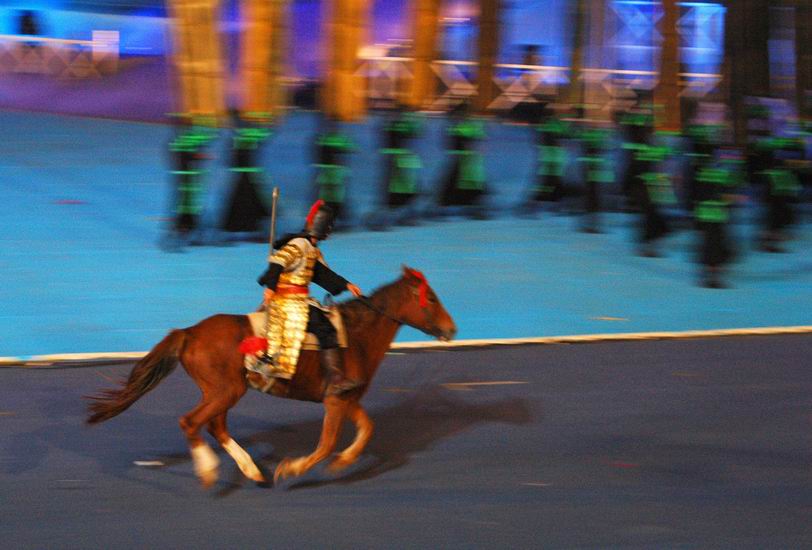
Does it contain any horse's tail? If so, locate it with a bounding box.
[86,329,186,425]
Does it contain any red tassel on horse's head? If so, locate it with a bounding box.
[404,267,429,308]
[305,199,324,227]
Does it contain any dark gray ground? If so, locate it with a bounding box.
[2,335,812,549]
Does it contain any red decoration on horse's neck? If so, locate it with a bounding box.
[405,268,429,308]
[305,199,324,226]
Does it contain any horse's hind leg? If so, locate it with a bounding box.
[207,413,266,484]
[274,395,348,482]
[180,393,241,488]
[179,400,220,488]
[329,400,373,472]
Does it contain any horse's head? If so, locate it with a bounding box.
[395,266,457,342]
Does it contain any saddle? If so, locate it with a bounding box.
[244,307,347,395]
[246,307,348,351]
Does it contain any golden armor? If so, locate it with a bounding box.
[263,237,323,377]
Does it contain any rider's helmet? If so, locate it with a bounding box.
[305,199,335,240]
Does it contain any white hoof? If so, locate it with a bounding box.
[191,444,220,488]
[222,439,266,483]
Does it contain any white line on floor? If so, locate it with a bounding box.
[2,325,812,367]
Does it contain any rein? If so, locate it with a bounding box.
[357,295,404,325]
[351,270,435,335]
[355,287,435,337]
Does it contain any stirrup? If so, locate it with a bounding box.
[326,378,363,396]
[248,353,292,380]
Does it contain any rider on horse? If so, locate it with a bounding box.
[256,200,363,395]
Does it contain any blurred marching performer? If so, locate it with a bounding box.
[618,96,655,211]
[744,104,772,196]
[434,101,488,219]
[683,119,724,215]
[165,0,226,246]
[312,116,354,229]
[755,137,802,253]
[219,114,272,240]
[366,105,424,229]
[519,111,569,214]
[636,140,676,257]
[693,148,742,288]
[162,117,216,250]
[166,0,287,245]
[578,125,614,233]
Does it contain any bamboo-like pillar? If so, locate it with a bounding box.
[655,0,680,131]
[566,0,587,108]
[323,0,370,121]
[796,2,812,117]
[724,0,771,144]
[408,0,442,109]
[475,0,501,112]
[239,0,289,122]
[584,0,610,120]
[167,0,227,122]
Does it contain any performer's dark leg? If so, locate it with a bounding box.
[760,197,785,253]
[637,185,659,257]
[582,180,601,233]
[439,161,461,207]
[307,307,361,395]
[388,192,413,209]
[700,223,727,288]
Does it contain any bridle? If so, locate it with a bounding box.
[356,287,435,336]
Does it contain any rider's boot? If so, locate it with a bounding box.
[322,348,362,396]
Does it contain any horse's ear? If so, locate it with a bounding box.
[402,266,427,285]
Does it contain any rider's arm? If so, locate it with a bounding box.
[312,261,350,295]
[257,241,303,289]
[257,263,282,290]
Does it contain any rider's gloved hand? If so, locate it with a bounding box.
[346,283,363,297]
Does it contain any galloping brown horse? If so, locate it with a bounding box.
[86,267,456,487]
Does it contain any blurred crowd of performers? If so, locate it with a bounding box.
[164,94,811,290]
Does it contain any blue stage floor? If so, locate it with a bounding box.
[1,110,810,358]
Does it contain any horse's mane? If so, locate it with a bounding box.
[338,277,406,329]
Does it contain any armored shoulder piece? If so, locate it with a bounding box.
[269,238,306,266]
[271,237,321,286]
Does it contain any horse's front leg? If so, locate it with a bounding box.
[274,396,347,482]
[329,400,373,472]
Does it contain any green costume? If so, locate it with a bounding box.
[169,124,216,235]
[694,154,741,288]
[438,115,487,212]
[314,129,354,223]
[531,116,570,202]
[381,111,423,205]
[620,109,654,207]
[636,142,675,255]
[577,126,614,232]
[754,137,802,251]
